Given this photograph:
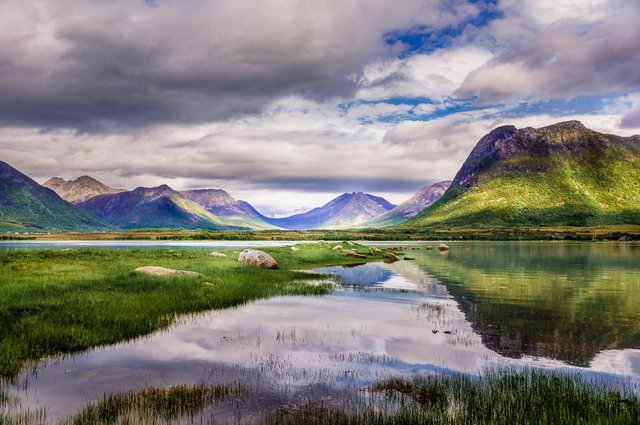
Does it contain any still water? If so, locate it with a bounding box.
[7,241,640,422]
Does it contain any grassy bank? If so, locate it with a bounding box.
[269,370,640,425]
[5,370,638,424]
[0,243,380,378]
[10,224,640,241]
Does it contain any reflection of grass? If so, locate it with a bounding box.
[268,370,640,424]
[0,243,380,378]
[65,383,248,425]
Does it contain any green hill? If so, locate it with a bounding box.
[400,121,640,229]
[0,161,112,232]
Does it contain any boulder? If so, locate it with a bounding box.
[332,244,344,250]
[238,249,278,269]
[426,246,433,251]
[383,252,399,263]
[209,251,227,257]
[135,266,203,277]
[618,236,632,242]
[369,246,382,253]
[345,249,366,259]
[438,244,450,251]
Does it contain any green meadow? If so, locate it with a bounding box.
[0,243,380,379]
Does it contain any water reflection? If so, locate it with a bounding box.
[408,242,640,367]
[7,242,640,422]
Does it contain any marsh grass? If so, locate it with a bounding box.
[65,383,248,425]
[0,243,379,378]
[267,370,640,424]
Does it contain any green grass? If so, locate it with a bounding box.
[65,383,248,425]
[267,370,640,424]
[0,243,380,378]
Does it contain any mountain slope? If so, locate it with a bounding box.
[364,181,451,227]
[267,192,395,230]
[400,121,640,228]
[180,189,277,230]
[77,185,254,230]
[0,161,112,232]
[43,175,125,204]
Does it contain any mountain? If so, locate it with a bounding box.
[77,185,259,230]
[43,175,125,204]
[266,192,395,230]
[0,161,112,232]
[180,189,276,230]
[400,121,640,229]
[364,181,451,227]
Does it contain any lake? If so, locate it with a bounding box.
[5,241,640,422]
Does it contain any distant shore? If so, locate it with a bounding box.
[3,224,639,242]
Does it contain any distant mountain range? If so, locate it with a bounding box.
[364,181,451,227]
[43,176,124,204]
[3,120,637,233]
[77,185,275,230]
[264,192,396,230]
[0,161,111,232]
[401,121,640,229]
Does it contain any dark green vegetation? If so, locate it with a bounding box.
[401,121,640,229]
[0,243,379,378]
[66,383,248,425]
[268,370,640,425]
[17,223,640,242]
[0,161,111,233]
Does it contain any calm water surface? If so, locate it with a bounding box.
[6,241,640,422]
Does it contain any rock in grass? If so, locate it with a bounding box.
[369,246,382,253]
[135,266,203,277]
[238,249,278,269]
[332,244,343,250]
[438,244,450,251]
[209,251,227,257]
[383,252,399,263]
[291,246,300,251]
[345,249,366,259]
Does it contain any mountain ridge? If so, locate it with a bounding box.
[77,185,254,230]
[0,162,112,232]
[266,192,395,230]
[400,121,640,228]
[364,181,451,227]
[43,175,125,204]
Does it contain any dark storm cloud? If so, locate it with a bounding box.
[0,0,473,132]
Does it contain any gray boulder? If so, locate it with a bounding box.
[383,252,399,263]
[238,249,278,269]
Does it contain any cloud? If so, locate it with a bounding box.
[456,0,640,103]
[356,46,492,101]
[0,0,481,131]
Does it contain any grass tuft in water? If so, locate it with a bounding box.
[65,383,248,425]
[267,369,640,424]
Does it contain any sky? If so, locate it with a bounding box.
[1,0,639,216]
